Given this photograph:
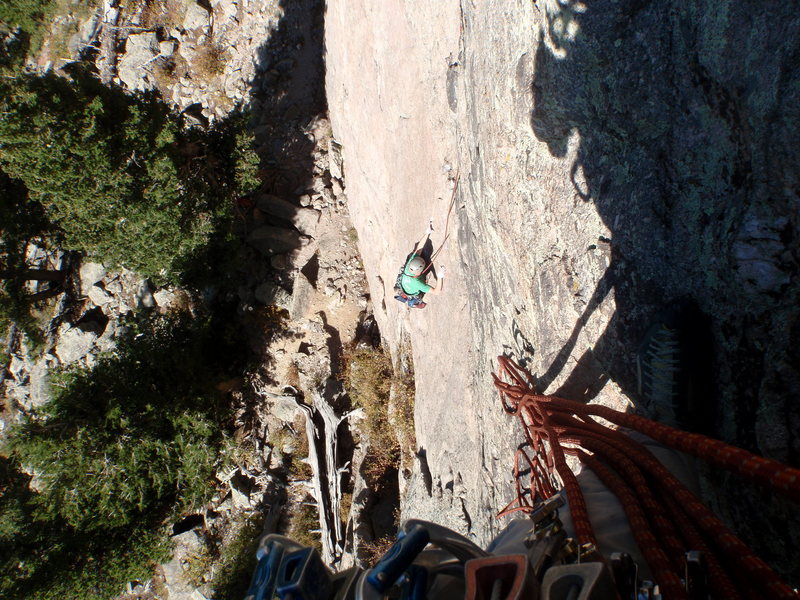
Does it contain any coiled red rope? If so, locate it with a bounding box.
[493,355,800,600]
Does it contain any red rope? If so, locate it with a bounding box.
[493,355,800,600]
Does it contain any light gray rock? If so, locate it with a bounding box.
[118,32,159,91]
[329,144,344,181]
[153,288,178,310]
[183,2,210,31]
[95,321,117,353]
[230,473,255,509]
[7,354,29,383]
[27,360,51,408]
[331,178,345,199]
[271,395,301,423]
[135,280,156,309]
[159,39,177,57]
[254,282,292,311]
[80,262,106,292]
[88,284,113,306]
[55,324,97,364]
[80,11,101,43]
[162,530,204,600]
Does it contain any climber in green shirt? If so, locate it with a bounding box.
[394,222,445,308]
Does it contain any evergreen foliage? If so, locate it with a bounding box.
[0,454,172,600]
[0,0,55,35]
[0,70,258,283]
[1,311,244,598]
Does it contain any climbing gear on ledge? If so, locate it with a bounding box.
[246,517,622,600]
[243,353,799,600]
[493,354,800,600]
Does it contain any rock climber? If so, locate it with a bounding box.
[394,222,445,308]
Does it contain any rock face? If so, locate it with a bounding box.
[326,0,800,577]
[117,32,159,91]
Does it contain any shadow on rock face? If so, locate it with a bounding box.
[524,0,800,582]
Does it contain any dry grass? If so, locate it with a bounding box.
[360,535,395,566]
[342,346,408,487]
[290,414,312,480]
[37,0,99,62]
[140,0,187,30]
[209,512,265,599]
[285,361,301,389]
[339,491,353,525]
[192,40,228,78]
[268,421,312,480]
[286,497,322,552]
[391,350,416,454]
[151,56,182,89]
[184,542,217,588]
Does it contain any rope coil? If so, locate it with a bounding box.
[493,354,800,600]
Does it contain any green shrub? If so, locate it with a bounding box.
[209,512,264,599]
[1,311,244,598]
[0,70,260,284]
[9,312,240,528]
[0,0,55,36]
[0,455,172,600]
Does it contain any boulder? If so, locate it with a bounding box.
[88,284,113,306]
[290,272,316,320]
[55,324,97,364]
[247,225,308,256]
[162,530,204,600]
[329,143,344,181]
[159,39,177,57]
[229,472,255,509]
[211,0,238,22]
[153,288,178,310]
[255,194,321,237]
[118,32,159,91]
[79,262,106,292]
[271,395,301,423]
[7,354,30,383]
[183,2,210,31]
[27,360,51,408]
[254,282,292,311]
[96,321,118,353]
[135,280,156,309]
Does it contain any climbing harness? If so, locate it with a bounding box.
[493,354,800,600]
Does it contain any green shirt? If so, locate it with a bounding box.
[401,273,432,295]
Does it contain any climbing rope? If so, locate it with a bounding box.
[493,354,800,600]
[421,170,460,276]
